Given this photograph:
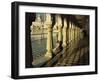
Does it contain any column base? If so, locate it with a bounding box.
[45,52,52,59]
[62,44,67,48]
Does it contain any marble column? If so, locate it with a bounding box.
[75,27,78,41]
[56,15,62,47]
[76,26,78,38]
[45,14,53,58]
[73,24,76,42]
[74,26,77,41]
[68,21,72,43]
[77,27,80,41]
[76,27,79,42]
[30,14,41,35]
[62,18,67,47]
[72,23,75,41]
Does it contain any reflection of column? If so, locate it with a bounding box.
[45,14,52,58]
[62,18,67,47]
[57,15,62,45]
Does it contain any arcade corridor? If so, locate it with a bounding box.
[25,13,89,68]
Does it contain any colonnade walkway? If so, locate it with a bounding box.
[30,13,89,67]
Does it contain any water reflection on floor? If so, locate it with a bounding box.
[31,34,57,60]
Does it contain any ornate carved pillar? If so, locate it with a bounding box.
[68,21,72,43]
[70,22,72,42]
[76,27,79,42]
[62,18,67,47]
[53,15,63,54]
[77,27,80,41]
[75,26,77,42]
[45,14,53,58]
[57,15,62,46]
[73,24,76,42]
[30,14,42,35]
[72,23,75,41]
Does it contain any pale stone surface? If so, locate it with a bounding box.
[68,21,72,43]
[62,18,67,47]
[44,14,53,59]
[30,13,42,35]
[57,15,62,42]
